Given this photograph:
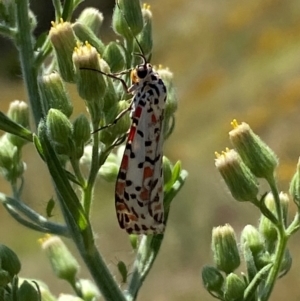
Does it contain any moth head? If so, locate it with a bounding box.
[131,62,153,84]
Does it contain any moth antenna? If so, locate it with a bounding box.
[133,52,147,67]
[79,67,128,91]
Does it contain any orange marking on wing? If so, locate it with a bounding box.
[153,203,163,211]
[128,126,136,141]
[120,154,129,170]
[116,202,128,211]
[116,182,125,195]
[143,166,154,180]
[135,106,142,118]
[139,188,150,201]
[151,113,157,123]
[128,214,138,222]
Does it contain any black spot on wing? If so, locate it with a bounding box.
[130,194,137,202]
[126,180,132,186]
[149,83,160,97]
[134,224,141,232]
[145,156,156,165]
[132,117,139,125]
[119,171,126,180]
[151,74,158,81]
[137,130,144,137]
[124,191,129,201]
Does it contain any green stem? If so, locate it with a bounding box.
[286,212,300,236]
[260,231,287,301]
[84,125,100,214]
[15,0,43,127]
[52,0,63,20]
[82,245,127,301]
[127,234,164,300]
[70,157,86,187]
[39,124,126,301]
[260,175,287,300]
[266,175,283,228]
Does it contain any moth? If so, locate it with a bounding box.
[115,54,167,234]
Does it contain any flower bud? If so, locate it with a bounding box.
[201,265,224,293]
[0,0,15,27]
[78,279,101,301]
[117,261,128,284]
[112,0,143,39]
[38,72,73,117]
[49,20,77,82]
[289,157,300,208]
[72,22,105,55]
[215,149,259,203]
[258,192,278,251]
[224,273,246,301]
[46,108,73,156]
[279,248,292,276]
[40,235,79,283]
[38,283,57,301]
[0,135,25,181]
[279,192,289,227]
[102,42,126,73]
[163,156,173,186]
[0,244,21,279]
[229,120,278,179]
[129,233,138,250]
[73,42,106,120]
[80,144,93,167]
[241,225,265,255]
[100,100,131,146]
[28,9,37,32]
[17,281,40,301]
[0,269,10,287]
[98,153,119,182]
[157,67,177,139]
[72,114,91,159]
[212,224,240,274]
[77,8,104,36]
[241,225,271,270]
[58,295,83,301]
[7,100,29,128]
[6,100,30,148]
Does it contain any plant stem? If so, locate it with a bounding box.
[84,128,100,214]
[39,124,126,301]
[260,176,287,300]
[15,0,43,127]
[260,231,287,301]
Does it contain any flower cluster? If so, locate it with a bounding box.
[202,120,300,300]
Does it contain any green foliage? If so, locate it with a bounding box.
[0,1,186,301]
[203,120,300,301]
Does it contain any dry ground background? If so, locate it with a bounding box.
[1,0,300,300]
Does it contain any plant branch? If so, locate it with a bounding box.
[15,0,43,127]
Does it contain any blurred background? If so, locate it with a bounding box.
[1,0,300,300]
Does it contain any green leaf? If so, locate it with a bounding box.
[164,169,188,210]
[33,133,45,161]
[46,198,55,217]
[0,111,32,142]
[38,121,93,248]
